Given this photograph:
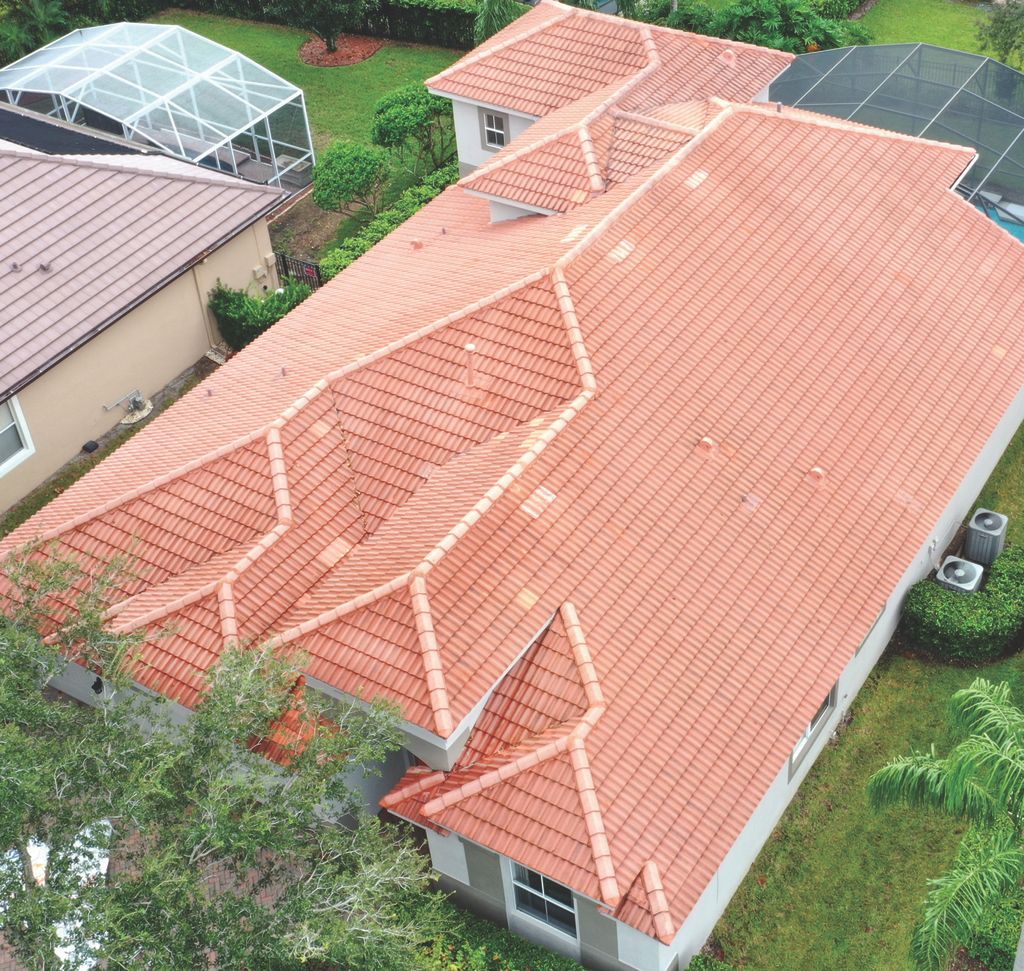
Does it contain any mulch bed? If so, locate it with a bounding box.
[299,34,385,66]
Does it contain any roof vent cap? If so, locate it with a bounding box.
[718,49,737,67]
[806,465,826,485]
[696,435,716,454]
[38,261,51,273]
[936,556,983,594]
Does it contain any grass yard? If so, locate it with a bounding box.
[859,0,984,52]
[713,426,1024,970]
[150,10,459,150]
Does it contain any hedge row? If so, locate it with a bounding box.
[320,162,459,280]
[901,545,1024,663]
[809,0,860,21]
[965,882,1024,971]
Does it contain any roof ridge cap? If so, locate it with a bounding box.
[641,861,675,943]
[425,3,577,89]
[609,106,702,135]
[380,767,449,809]
[577,124,606,194]
[409,572,455,737]
[0,145,283,195]
[645,19,796,60]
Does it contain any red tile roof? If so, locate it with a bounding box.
[6,96,1024,944]
[427,1,792,118]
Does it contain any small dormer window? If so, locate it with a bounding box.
[480,109,508,150]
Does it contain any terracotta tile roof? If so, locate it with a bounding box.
[6,98,1023,945]
[0,148,282,401]
[427,1,792,118]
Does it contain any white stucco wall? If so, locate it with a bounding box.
[437,93,538,173]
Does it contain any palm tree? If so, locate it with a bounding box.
[868,678,1024,971]
[474,0,527,44]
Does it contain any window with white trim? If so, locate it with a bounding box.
[511,863,577,937]
[480,109,508,150]
[791,683,837,770]
[0,397,33,476]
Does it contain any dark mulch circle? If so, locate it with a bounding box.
[299,34,385,66]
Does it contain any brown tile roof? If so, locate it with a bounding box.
[5,97,1023,944]
[0,148,282,400]
[427,1,792,118]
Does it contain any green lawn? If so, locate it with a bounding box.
[149,10,459,149]
[859,0,984,52]
[713,425,1024,970]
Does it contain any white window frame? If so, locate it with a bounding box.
[0,395,34,479]
[480,109,509,151]
[509,861,578,940]
[790,682,838,776]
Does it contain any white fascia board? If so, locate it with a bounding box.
[427,88,540,122]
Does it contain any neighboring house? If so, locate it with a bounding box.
[6,5,1024,971]
[0,23,315,189]
[0,137,283,512]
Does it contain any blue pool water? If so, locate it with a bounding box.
[991,212,1024,243]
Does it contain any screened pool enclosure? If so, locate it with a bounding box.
[770,44,1024,232]
[0,23,314,188]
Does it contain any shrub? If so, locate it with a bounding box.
[688,957,738,971]
[313,141,390,217]
[474,0,528,44]
[363,0,482,49]
[208,277,311,351]
[275,0,365,51]
[964,881,1024,971]
[707,0,869,52]
[901,545,1024,663]
[667,0,715,33]
[425,908,585,970]
[320,162,458,280]
[808,0,859,20]
[372,84,456,172]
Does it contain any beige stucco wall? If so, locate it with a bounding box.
[0,219,275,514]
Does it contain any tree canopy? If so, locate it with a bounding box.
[0,550,444,969]
[371,84,456,173]
[313,141,390,216]
[867,678,1024,971]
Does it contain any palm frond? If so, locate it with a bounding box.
[948,734,1024,820]
[949,678,1024,748]
[867,750,997,824]
[911,825,1024,971]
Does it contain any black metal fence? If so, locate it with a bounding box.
[275,252,322,291]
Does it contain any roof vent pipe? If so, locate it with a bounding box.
[465,343,477,388]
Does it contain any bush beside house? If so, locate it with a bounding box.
[901,545,1024,663]
[965,882,1024,971]
[320,162,459,280]
[208,278,311,351]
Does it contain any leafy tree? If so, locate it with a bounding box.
[0,550,445,969]
[0,0,67,62]
[474,0,526,43]
[867,678,1024,971]
[978,1,1024,70]
[371,84,456,173]
[313,140,390,217]
[278,0,366,54]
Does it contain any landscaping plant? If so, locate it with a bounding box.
[964,881,1024,971]
[313,140,391,217]
[320,162,459,280]
[277,0,365,52]
[208,277,311,351]
[474,0,527,41]
[371,83,456,172]
[978,1,1024,70]
[867,678,1024,971]
[901,545,1024,664]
